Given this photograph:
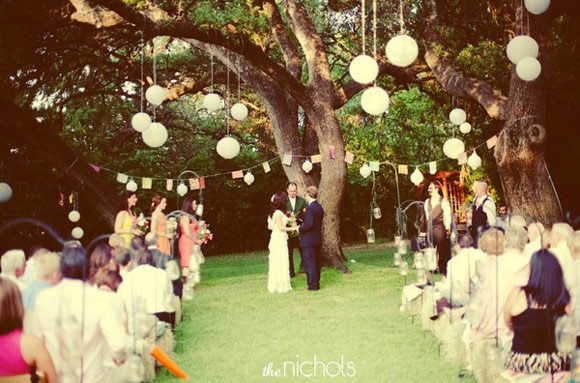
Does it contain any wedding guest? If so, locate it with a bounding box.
[497,205,508,231]
[146,232,166,269]
[0,277,58,382]
[0,249,27,290]
[112,247,132,281]
[108,233,126,250]
[21,251,61,311]
[114,191,143,248]
[21,247,50,285]
[35,242,128,383]
[500,226,530,283]
[150,194,172,261]
[523,222,545,260]
[422,182,451,275]
[179,196,201,298]
[469,180,497,246]
[508,213,528,230]
[503,249,571,374]
[549,223,575,292]
[286,182,306,278]
[94,264,127,332]
[89,243,112,284]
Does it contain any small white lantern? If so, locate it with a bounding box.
[525,0,550,15]
[177,182,188,197]
[385,34,419,67]
[468,150,482,170]
[71,227,84,239]
[506,36,539,65]
[359,163,372,179]
[410,167,424,186]
[131,112,152,132]
[68,210,81,223]
[142,122,168,148]
[459,122,472,134]
[366,228,376,243]
[348,54,379,84]
[449,108,467,125]
[243,172,255,185]
[516,57,542,81]
[361,86,390,115]
[230,102,249,121]
[443,138,465,159]
[424,247,438,271]
[373,206,382,219]
[145,85,166,106]
[0,182,13,203]
[126,179,138,192]
[203,93,222,112]
[302,160,313,173]
[216,136,240,159]
[399,260,409,276]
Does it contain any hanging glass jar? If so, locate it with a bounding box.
[424,247,438,271]
[394,252,402,266]
[397,240,407,255]
[394,235,401,246]
[413,252,425,269]
[366,228,375,243]
[399,260,409,276]
[372,206,382,219]
[416,269,427,285]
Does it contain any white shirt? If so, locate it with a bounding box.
[0,272,27,290]
[117,265,174,334]
[441,247,485,305]
[551,241,576,291]
[475,194,497,226]
[424,194,452,231]
[288,196,296,211]
[522,237,542,260]
[35,279,128,383]
[500,248,530,278]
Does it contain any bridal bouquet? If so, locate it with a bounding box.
[198,221,214,244]
[165,217,178,237]
[286,213,300,237]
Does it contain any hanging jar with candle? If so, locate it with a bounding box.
[399,260,409,276]
[416,269,427,285]
[372,204,382,219]
[366,228,375,243]
[424,247,438,271]
[413,252,425,270]
[397,239,407,255]
[394,252,402,266]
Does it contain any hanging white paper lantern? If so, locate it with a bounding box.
[468,151,482,170]
[131,112,152,132]
[203,93,222,112]
[145,85,166,106]
[506,36,539,65]
[71,227,84,239]
[361,87,390,115]
[142,122,168,148]
[302,160,313,173]
[459,122,472,134]
[0,182,13,203]
[449,108,467,125]
[516,57,542,81]
[177,182,188,197]
[359,163,371,179]
[385,34,419,67]
[230,103,249,121]
[68,210,80,223]
[126,179,138,192]
[410,167,424,186]
[348,54,379,84]
[216,136,240,159]
[443,138,465,159]
[525,0,550,15]
[243,172,255,185]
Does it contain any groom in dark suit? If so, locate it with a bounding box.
[286,182,307,278]
[299,186,324,291]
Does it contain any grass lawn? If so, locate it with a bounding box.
[155,246,475,383]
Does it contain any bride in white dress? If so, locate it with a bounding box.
[267,191,298,293]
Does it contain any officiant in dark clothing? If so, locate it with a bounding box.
[286,182,307,278]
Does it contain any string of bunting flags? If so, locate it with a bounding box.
[84,130,502,193]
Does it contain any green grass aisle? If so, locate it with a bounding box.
[155,247,475,383]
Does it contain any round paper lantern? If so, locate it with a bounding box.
[0,182,13,203]
[449,108,467,125]
[302,160,313,173]
[525,0,550,15]
[506,36,539,65]
[359,164,371,179]
[243,172,255,185]
[459,122,472,134]
[126,179,138,192]
[142,122,168,148]
[516,57,542,81]
[68,210,81,223]
[131,112,152,132]
[361,87,390,115]
[348,55,379,84]
[203,93,222,112]
[177,182,188,197]
[145,85,166,106]
[216,136,240,159]
[468,151,482,170]
[71,227,84,239]
[410,167,424,186]
[443,138,465,159]
[230,103,248,121]
[385,34,419,67]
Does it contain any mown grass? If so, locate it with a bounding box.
[155,246,474,383]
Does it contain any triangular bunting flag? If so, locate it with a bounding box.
[142,178,152,189]
[310,154,322,164]
[89,163,101,173]
[116,173,129,184]
[166,179,173,191]
[262,162,271,173]
[398,165,408,175]
[199,177,206,189]
[458,152,468,165]
[189,178,201,190]
[344,151,354,165]
[282,153,293,166]
[429,161,437,175]
[369,161,380,172]
[487,135,498,149]
[232,170,244,179]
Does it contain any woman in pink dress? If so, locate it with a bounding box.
[179,196,201,298]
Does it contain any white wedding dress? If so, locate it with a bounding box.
[267,210,292,293]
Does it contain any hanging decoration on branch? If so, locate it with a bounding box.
[410,167,424,186]
[71,227,84,239]
[385,0,418,67]
[230,59,249,121]
[443,137,465,159]
[141,44,168,148]
[204,55,223,112]
[177,182,188,197]
[506,35,538,65]
[145,85,166,106]
[243,171,255,185]
[302,160,313,173]
[68,191,80,223]
[216,51,241,160]
[0,181,13,203]
[126,178,138,192]
[506,5,543,82]
[524,0,550,15]
[143,122,168,148]
[467,150,482,170]
[459,122,472,134]
[349,0,379,84]
[449,108,467,125]
[131,27,152,133]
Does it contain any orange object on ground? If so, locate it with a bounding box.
[150,345,189,379]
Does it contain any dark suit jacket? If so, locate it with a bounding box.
[286,196,307,219]
[299,200,324,247]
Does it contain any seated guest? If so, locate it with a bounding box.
[549,223,575,292]
[22,251,61,311]
[503,249,571,374]
[112,247,132,280]
[145,232,166,269]
[94,264,128,333]
[35,242,128,383]
[0,277,58,382]
[0,249,27,290]
[89,243,112,284]
[117,245,175,330]
[500,226,530,283]
[21,247,50,285]
[523,222,545,260]
[507,214,527,230]
[108,233,126,250]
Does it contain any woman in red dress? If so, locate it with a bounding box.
[179,196,201,298]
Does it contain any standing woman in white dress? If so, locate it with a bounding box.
[268,191,298,293]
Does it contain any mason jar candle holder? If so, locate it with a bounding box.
[366,228,375,243]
